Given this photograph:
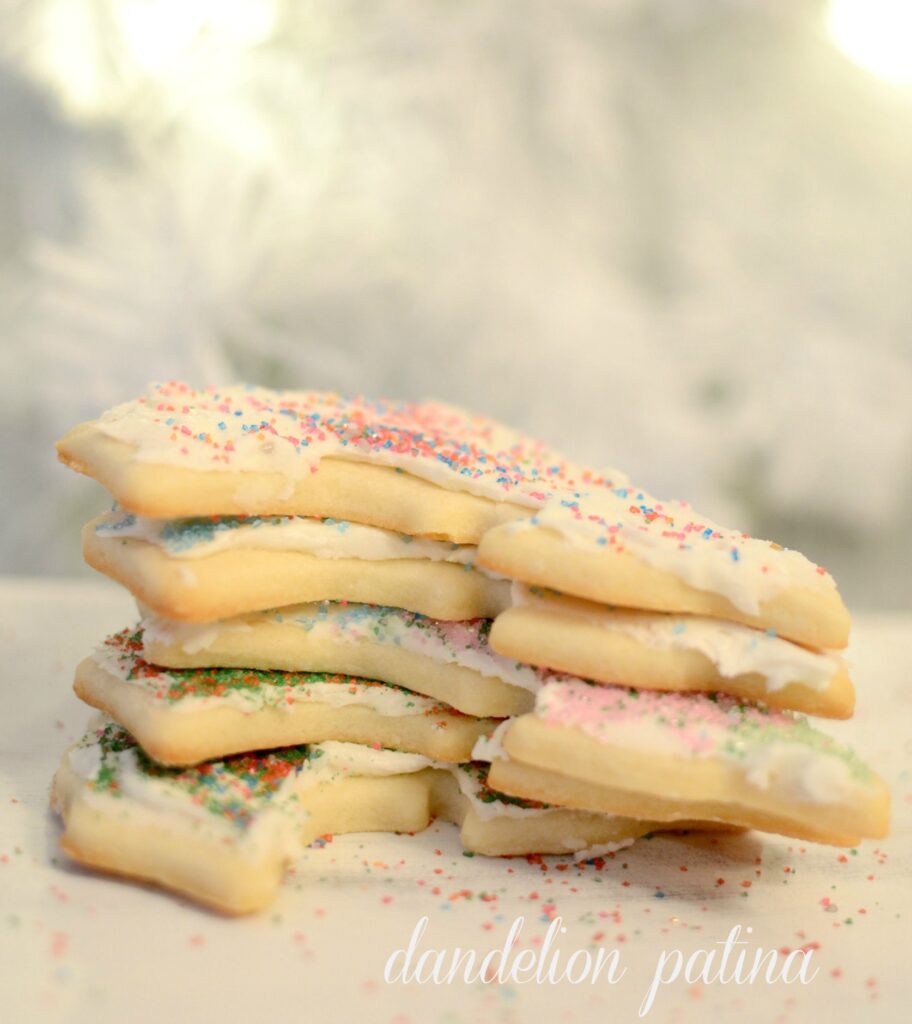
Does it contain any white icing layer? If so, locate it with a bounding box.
[523,487,837,616]
[570,837,637,862]
[512,584,841,692]
[141,618,250,656]
[310,741,434,779]
[451,764,552,820]
[532,679,875,806]
[143,602,549,696]
[66,717,305,858]
[65,738,103,781]
[94,383,623,507]
[92,633,448,718]
[64,718,609,851]
[471,720,514,763]
[742,744,861,805]
[95,508,480,566]
[67,723,448,859]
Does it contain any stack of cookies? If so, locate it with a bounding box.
[52,382,889,913]
[476,490,889,846]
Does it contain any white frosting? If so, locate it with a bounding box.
[308,741,434,779]
[140,618,248,655]
[532,679,874,807]
[67,726,438,859]
[92,636,448,718]
[451,765,552,820]
[570,837,637,862]
[743,744,862,804]
[143,602,548,696]
[69,738,299,858]
[471,720,514,763]
[95,508,480,566]
[93,384,617,507]
[523,487,837,616]
[512,584,841,692]
[306,740,561,824]
[65,719,612,854]
[65,739,103,781]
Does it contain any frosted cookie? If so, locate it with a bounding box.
[477,487,850,649]
[439,761,665,863]
[83,510,510,622]
[75,628,501,765]
[471,729,741,843]
[52,719,449,913]
[489,585,854,718]
[57,382,621,542]
[52,718,666,913]
[485,681,889,847]
[143,602,541,718]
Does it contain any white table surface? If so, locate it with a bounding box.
[1,577,909,1024]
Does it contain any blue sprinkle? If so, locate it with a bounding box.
[671,623,686,635]
[730,549,740,562]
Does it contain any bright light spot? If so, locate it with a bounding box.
[30,1,112,116]
[117,0,277,74]
[27,0,279,144]
[827,0,912,84]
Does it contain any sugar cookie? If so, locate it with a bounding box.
[52,717,668,913]
[142,601,539,719]
[57,382,622,542]
[439,762,663,863]
[490,585,853,718]
[74,629,501,765]
[477,487,850,649]
[83,510,510,621]
[484,681,888,846]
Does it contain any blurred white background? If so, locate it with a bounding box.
[0,0,910,608]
